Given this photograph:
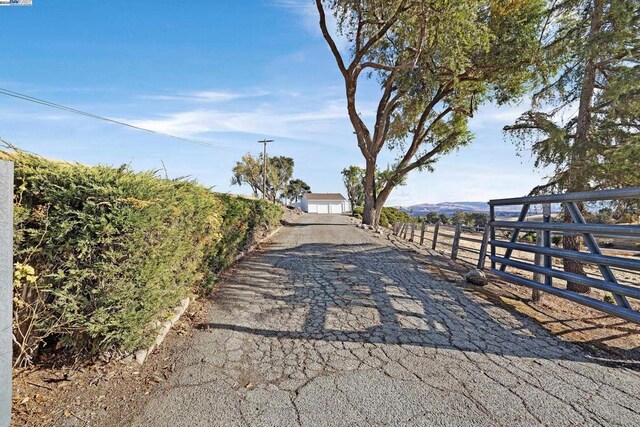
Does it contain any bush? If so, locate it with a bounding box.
[8,151,282,363]
[379,207,412,228]
[208,194,282,273]
[352,206,363,219]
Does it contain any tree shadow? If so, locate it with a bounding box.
[280,220,354,227]
[204,242,640,370]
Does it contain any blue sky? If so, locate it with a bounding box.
[0,0,550,206]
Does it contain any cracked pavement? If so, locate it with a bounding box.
[131,214,640,426]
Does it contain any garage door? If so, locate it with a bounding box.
[329,203,343,214]
[316,203,329,214]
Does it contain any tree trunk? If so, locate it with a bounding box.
[563,215,589,293]
[563,0,603,294]
[361,159,378,226]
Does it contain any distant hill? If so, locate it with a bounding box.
[397,201,560,217]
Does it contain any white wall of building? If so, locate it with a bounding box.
[301,194,349,214]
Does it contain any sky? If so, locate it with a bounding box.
[0,0,551,206]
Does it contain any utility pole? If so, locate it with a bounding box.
[257,139,274,200]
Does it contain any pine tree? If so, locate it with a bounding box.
[506,0,639,293]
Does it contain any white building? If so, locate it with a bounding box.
[301,193,350,214]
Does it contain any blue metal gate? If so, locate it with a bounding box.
[486,188,640,324]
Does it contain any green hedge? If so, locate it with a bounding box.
[9,152,282,360]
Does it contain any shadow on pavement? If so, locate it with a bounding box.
[205,242,640,370]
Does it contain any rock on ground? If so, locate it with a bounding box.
[465,269,489,286]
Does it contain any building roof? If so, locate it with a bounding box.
[304,193,346,201]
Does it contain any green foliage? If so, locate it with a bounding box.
[341,165,407,213]
[341,166,365,209]
[505,0,639,200]
[352,206,364,219]
[319,0,546,224]
[423,212,440,224]
[379,207,412,228]
[208,194,282,273]
[450,212,489,227]
[9,151,282,360]
[231,153,297,202]
[283,179,311,203]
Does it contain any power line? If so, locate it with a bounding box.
[0,87,227,149]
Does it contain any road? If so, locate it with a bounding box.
[132,214,640,426]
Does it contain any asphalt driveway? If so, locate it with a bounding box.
[132,214,640,426]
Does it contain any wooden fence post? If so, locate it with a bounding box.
[532,232,544,303]
[451,224,462,260]
[0,160,13,427]
[431,222,440,250]
[477,225,490,269]
[410,223,416,242]
[419,222,427,245]
[402,223,408,240]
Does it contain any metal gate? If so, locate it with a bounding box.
[486,188,640,323]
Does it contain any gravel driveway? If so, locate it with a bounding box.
[132,214,640,426]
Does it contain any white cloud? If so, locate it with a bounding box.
[139,89,270,103]
[127,99,356,140]
[273,0,350,52]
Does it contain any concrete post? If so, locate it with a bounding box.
[0,160,13,427]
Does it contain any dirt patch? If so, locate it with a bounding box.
[11,298,209,427]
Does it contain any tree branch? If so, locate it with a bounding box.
[315,0,348,77]
[349,0,410,72]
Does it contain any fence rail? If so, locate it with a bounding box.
[391,186,640,324]
[393,221,489,266]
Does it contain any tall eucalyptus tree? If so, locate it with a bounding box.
[315,0,546,226]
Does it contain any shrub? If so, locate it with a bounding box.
[8,151,282,363]
[207,194,282,273]
[379,207,412,228]
[352,206,363,219]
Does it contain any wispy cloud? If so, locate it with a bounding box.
[127,99,359,140]
[273,0,350,52]
[139,89,270,103]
